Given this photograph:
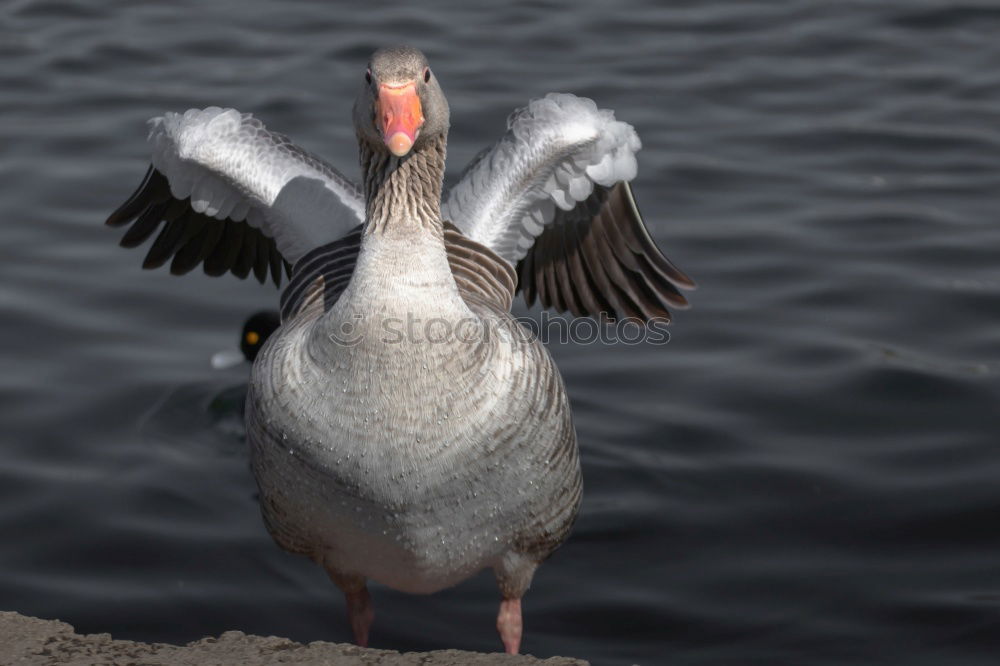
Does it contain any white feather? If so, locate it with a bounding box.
[229,199,251,223]
[147,107,364,264]
[443,93,642,264]
[550,188,573,211]
[212,190,237,220]
[568,175,593,201]
[522,208,545,236]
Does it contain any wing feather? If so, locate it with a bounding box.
[253,237,270,284]
[516,183,693,322]
[143,210,189,270]
[232,230,257,280]
[166,212,212,270]
[119,200,170,248]
[106,107,364,285]
[445,93,694,322]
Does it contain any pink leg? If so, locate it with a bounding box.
[496,597,523,654]
[494,553,537,655]
[325,567,374,647]
[344,586,375,647]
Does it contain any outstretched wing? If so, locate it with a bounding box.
[106,107,365,286]
[443,93,694,321]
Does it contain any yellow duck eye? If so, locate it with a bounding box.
[245,331,260,345]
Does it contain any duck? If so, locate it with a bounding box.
[210,311,281,369]
[105,45,694,654]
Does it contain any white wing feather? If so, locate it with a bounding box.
[149,107,364,264]
[442,93,641,264]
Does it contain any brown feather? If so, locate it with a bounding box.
[514,182,694,322]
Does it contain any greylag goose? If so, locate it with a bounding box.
[105,46,694,654]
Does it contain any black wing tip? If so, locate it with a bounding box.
[105,166,166,227]
[616,181,697,290]
[107,166,284,287]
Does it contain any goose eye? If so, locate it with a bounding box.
[365,69,372,84]
[245,331,260,345]
[423,67,431,83]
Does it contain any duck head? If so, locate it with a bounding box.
[211,310,281,369]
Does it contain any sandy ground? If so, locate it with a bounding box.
[0,611,588,665]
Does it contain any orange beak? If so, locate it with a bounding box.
[376,82,424,157]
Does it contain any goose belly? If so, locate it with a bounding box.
[246,315,580,594]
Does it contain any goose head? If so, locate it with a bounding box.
[354,46,449,158]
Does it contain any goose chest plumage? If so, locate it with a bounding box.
[106,46,694,654]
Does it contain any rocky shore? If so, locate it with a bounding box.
[0,611,588,665]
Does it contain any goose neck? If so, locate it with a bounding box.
[361,133,446,238]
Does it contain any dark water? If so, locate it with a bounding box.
[3,1,1000,664]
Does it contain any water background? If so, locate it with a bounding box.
[2,1,1000,664]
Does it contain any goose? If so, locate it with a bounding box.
[105,45,694,654]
